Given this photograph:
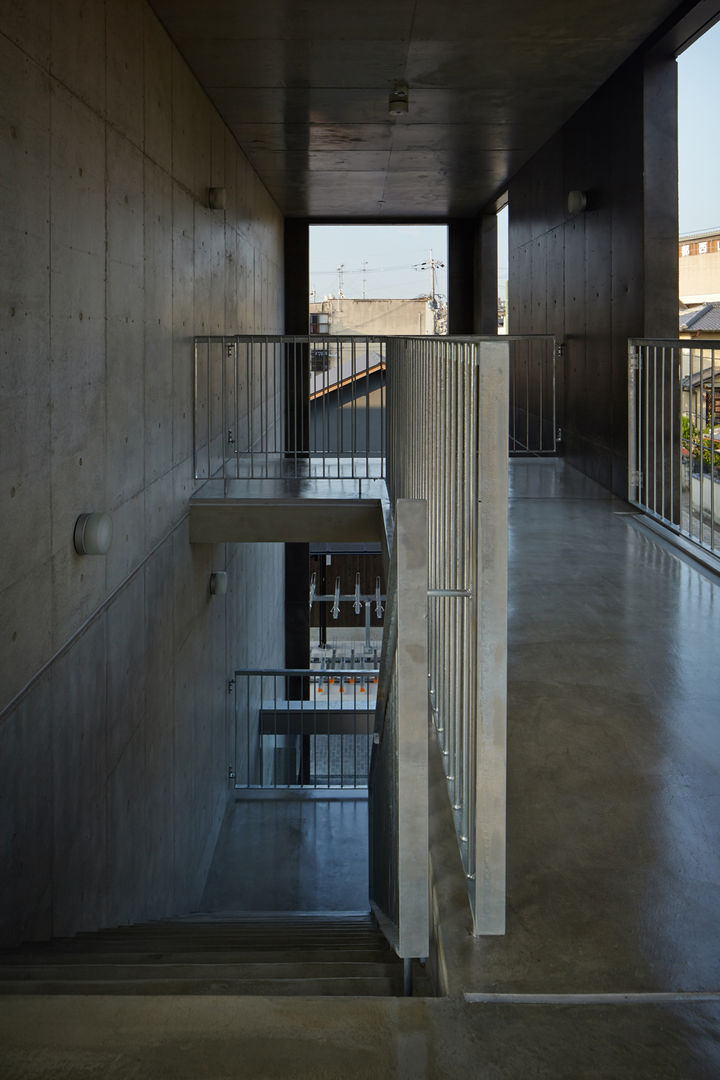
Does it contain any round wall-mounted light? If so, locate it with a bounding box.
[74,512,113,556]
[208,187,227,210]
[567,190,588,214]
[210,571,228,596]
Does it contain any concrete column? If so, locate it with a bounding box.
[475,214,499,335]
[643,56,680,523]
[474,341,509,935]
[284,219,310,334]
[448,219,476,334]
[283,220,311,703]
[284,219,310,450]
[448,216,498,335]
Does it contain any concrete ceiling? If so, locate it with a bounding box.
[150,0,683,220]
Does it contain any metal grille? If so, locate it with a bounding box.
[194,335,386,479]
[629,338,720,557]
[508,337,560,454]
[385,336,510,934]
[231,668,378,789]
[193,333,558,479]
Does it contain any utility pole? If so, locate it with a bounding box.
[415,250,446,332]
[361,259,368,299]
[418,249,445,304]
[337,263,345,299]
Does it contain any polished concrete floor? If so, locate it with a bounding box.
[4,460,720,1077]
[200,795,369,913]
[437,460,720,1023]
[492,460,720,997]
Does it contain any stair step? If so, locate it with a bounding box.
[0,914,430,998]
[69,923,378,936]
[0,976,399,996]
[0,961,398,981]
[1,949,395,965]
[50,939,388,952]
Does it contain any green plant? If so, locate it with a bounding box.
[682,414,720,473]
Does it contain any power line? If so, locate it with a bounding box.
[311,263,432,276]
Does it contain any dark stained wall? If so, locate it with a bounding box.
[508,54,678,495]
[448,216,499,335]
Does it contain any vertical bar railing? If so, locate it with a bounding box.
[629,337,720,556]
[385,336,509,935]
[508,336,559,454]
[194,333,553,478]
[231,668,377,789]
[194,335,387,479]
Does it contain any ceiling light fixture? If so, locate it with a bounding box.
[389,83,408,116]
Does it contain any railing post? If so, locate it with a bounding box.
[474,340,509,934]
[628,342,639,502]
[370,498,429,960]
[395,499,430,958]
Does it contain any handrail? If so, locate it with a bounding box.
[386,336,509,935]
[193,333,559,480]
[629,337,720,557]
[231,667,379,790]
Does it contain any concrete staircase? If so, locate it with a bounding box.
[0,913,431,997]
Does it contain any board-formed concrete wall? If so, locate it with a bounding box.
[0,0,285,945]
[507,53,678,495]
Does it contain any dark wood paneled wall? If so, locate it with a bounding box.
[508,56,678,496]
[284,221,311,678]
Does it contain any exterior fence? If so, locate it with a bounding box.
[385,337,510,935]
[629,338,720,556]
[231,668,378,789]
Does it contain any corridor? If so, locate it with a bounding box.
[476,458,720,995]
[3,460,720,1077]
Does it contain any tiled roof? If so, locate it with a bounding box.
[681,365,720,391]
[680,302,720,332]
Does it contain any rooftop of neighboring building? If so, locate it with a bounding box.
[679,227,720,243]
[680,301,720,333]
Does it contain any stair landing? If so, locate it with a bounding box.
[189,476,390,544]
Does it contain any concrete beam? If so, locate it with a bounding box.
[189,498,385,544]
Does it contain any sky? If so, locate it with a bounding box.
[310,225,449,302]
[310,20,719,299]
[677,18,720,235]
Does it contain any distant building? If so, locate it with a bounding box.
[679,228,720,304]
[680,301,720,338]
[310,296,444,336]
[678,303,720,431]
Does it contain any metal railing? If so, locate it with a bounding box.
[509,336,560,454]
[385,337,509,935]
[194,335,386,479]
[231,668,378,789]
[629,338,720,556]
[205,332,543,936]
[193,334,558,480]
